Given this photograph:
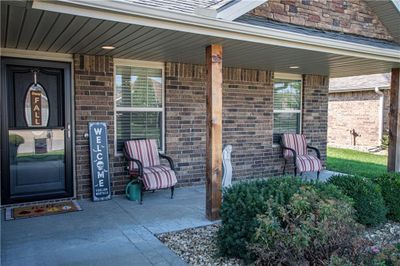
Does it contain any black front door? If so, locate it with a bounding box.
[1,58,73,204]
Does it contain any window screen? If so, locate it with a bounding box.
[115,64,164,153]
[273,78,302,143]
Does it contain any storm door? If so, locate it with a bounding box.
[1,58,73,204]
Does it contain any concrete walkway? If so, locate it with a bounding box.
[1,170,339,266]
[303,169,341,182]
[1,186,215,266]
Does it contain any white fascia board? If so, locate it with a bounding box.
[195,0,266,20]
[0,48,73,62]
[392,0,400,12]
[194,7,218,18]
[216,0,267,21]
[32,0,400,63]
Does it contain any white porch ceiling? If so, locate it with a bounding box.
[1,1,399,77]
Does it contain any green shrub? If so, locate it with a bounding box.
[373,173,400,221]
[217,177,353,260]
[249,186,361,265]
[329,175,387,226]
[217,177,304,260]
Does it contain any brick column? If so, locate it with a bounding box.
[302,74,329,165]
[74,55,115,198]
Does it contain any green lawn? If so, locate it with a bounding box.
[327,147,387,178]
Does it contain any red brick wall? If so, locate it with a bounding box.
[248,0,392,41]
[328,89,390,149]
[165,63,329,185]
[74,55,129,198]
[74,57,329,197]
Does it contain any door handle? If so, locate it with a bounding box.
[67,123,71,139]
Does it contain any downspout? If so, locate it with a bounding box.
[375,87,384,145]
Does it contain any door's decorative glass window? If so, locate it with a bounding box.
[273,77,302,143]
[115,61,164,153]
[24,84,49,127]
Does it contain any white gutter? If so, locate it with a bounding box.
[375,87,385,145]
[31,0,400,63]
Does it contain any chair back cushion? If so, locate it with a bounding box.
[124,139,160,169]
[282,134,308,158]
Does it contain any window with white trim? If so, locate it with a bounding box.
[273,75,302,143]
[114,61,164,153]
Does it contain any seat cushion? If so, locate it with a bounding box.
[282,134,308,158]
[138,165,177,190]
[125,139,160,170]
[296,155,323,173]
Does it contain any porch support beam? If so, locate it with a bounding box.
[205,44,223,221]
[388,68,400,172]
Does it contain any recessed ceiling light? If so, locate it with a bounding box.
[101,45,115,50]
[289,66,299,69]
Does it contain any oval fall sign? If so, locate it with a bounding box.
[24,84,49,127]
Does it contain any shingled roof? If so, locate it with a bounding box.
[329,73,391,92]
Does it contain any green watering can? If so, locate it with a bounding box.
[125,180,141,202]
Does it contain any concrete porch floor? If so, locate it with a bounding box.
[1,171,338,266]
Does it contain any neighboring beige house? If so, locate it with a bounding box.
[328,73,391,150]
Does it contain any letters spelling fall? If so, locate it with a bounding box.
[30,91,42,126]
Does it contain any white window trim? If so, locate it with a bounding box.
[273,73,303,144]
[113,59,165,156]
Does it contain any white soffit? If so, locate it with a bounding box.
[31,0,400,63]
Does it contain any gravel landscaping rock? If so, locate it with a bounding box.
[158,222,399,265]
[364,221,400,247]
[157,224,244,266]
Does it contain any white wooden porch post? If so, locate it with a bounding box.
[388,68,400,172]
[205,44,223,220]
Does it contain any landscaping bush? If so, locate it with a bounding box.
[249,186,361,265]
[217,177,304,260]
[373,173,400,222]
[329,175,387,226]
[217,177,353,260]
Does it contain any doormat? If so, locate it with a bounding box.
[5,200,82,220]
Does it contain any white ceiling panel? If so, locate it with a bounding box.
[1,2,399,77]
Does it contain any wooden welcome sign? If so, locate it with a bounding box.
[88,122,112,201]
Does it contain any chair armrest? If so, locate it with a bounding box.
[159,153,175,171]
[307,145,321,159]
[123,147,143,177]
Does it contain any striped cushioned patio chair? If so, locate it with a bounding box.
[280,133,322,179]
[123,139,177,203]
